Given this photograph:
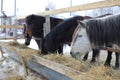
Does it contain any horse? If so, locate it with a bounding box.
[41,16,86,54]
[24,14,63,51]
[70,14,120,69]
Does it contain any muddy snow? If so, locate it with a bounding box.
[0,47,47,80]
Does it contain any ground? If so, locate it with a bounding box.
[0,52,47,80]
[0,40,119,80]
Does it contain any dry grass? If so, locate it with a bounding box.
[74,66,120,80]
[43,54,120,80]
[43,54,90,72]
[0,41,40,56]
[0,41,120,80]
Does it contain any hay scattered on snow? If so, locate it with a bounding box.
[0,41,120,80]
[43,54,120,80]
[43,54,90,72]
[0,41,40,56]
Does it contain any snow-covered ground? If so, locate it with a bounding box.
[0,39,71,79]
[0,47,47,80]
[0,39,117,80]
[0,39,71,55]
[0,39,48,80]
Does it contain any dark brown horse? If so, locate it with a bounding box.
[24,14,63,50]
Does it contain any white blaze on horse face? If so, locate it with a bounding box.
[71,27,92,59]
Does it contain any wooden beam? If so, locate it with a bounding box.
[0,44,76,80]
[95,47,120,53]
[21,56,28,76]
[17,0,120,19]
[43,15,51,37]
[0,25,23,28]
[36,0,120,16]
[0,37,24,40]
[32,55,80,77]
[25,55,73,80]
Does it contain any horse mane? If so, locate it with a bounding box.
[42,16,86,53]
[45,16,85,42]
[84,14,120,46]
[72,14,112,42]
[25,14,63,38]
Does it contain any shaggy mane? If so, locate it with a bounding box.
[84,14,120,46]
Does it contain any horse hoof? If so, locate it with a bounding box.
[113,66,120,70]
[90,60,96,63]
[104,63,111,67]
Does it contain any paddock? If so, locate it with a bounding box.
[0,0,120,80]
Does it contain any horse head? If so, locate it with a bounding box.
[23,14,36,46]
[23,24,32,46]
[70,21,92,59]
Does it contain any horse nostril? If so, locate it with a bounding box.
[25,42,30,45]
[70,52,72,55]
[70,52,74,57]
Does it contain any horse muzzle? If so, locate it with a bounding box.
[70,51,83,60]
[70,52,76,57]
[25,42,30,46]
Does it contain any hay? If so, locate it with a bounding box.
[0,41,39,56]
[0,41,120,80]
[43,54,90,72]
[74,66,120,80]
[43,54,120,80]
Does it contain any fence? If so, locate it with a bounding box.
[0,0,120,41]
[0,25,23,41]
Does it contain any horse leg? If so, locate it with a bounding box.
[115,52,120,69]
[35,39,41,50]
[104,51,112,67]
[41,39,48,55]
[82,49,100,63]
[82,53,89,61]
[90,49,100,63]
[58,43,63,55]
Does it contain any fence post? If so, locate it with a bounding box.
[13,19,17,42]
[43,8,51,37]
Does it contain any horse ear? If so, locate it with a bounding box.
[78,21,86,28]
[31,14,35,20]
[77,20,80,24]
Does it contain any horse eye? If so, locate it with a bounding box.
[78,35,82,37]
[24,34,27,38]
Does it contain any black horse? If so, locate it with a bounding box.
[24,14,63,50]
[41,16,86,54]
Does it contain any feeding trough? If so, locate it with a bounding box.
[0,42,80,80]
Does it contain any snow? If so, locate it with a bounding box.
[0,39,71,79]
[0,50,47,80]
[0,39,71,55]
[0,39,48,80]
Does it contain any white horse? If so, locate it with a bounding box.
[70,14,120,69]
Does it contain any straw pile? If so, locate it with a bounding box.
[43,54,120,80]
[0,41,120,80]
[0,41,40,57]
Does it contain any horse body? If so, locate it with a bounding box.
[41,16,85,54]
[24,14,63,49]
[70,14,120,69]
